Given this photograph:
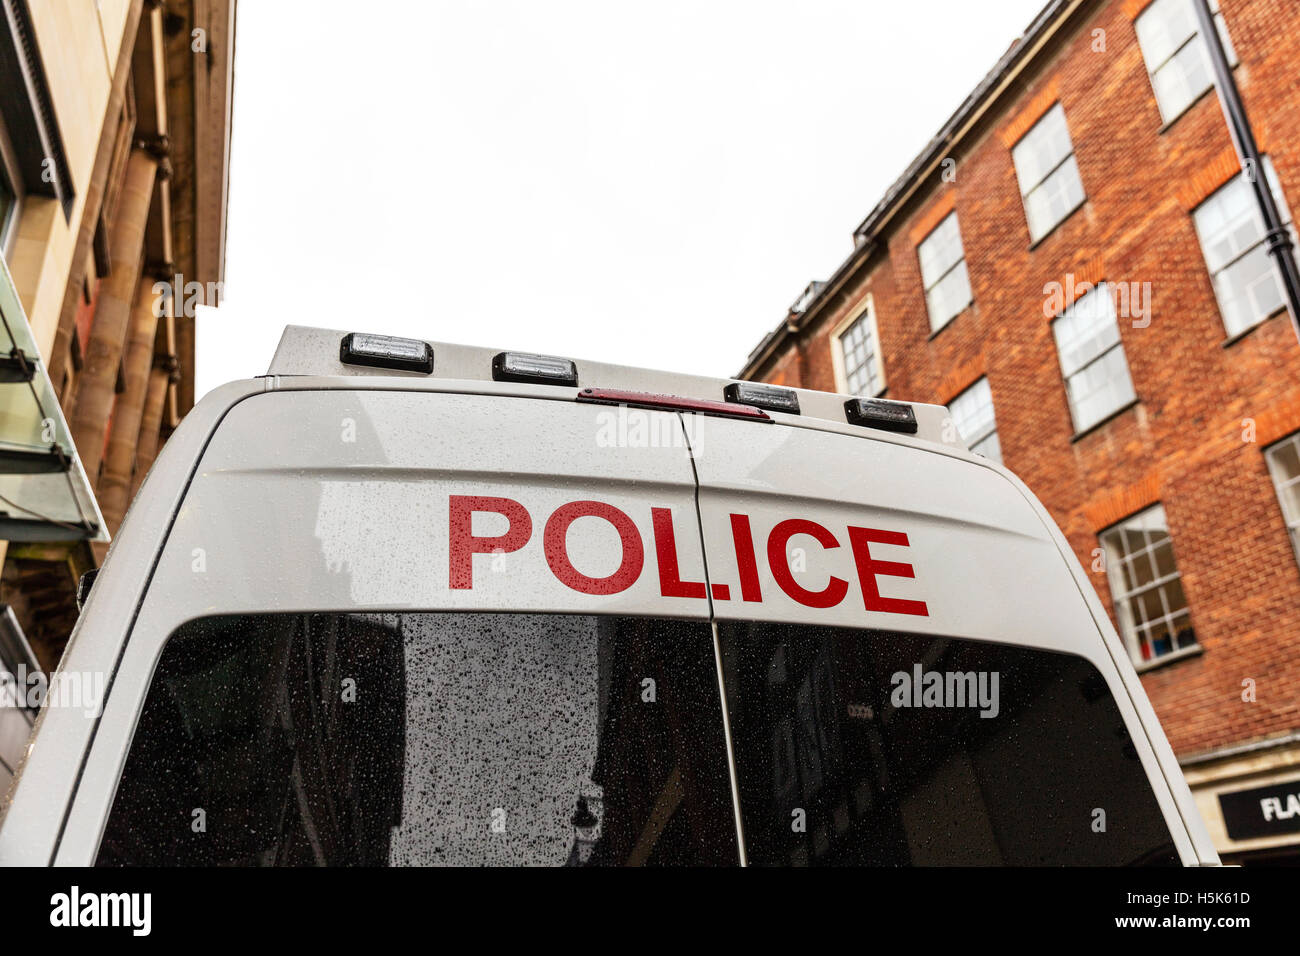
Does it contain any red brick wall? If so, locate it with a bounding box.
[753,0,1300,756]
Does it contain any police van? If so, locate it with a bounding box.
[0,326,1220,866]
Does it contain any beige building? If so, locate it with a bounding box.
[0,0,234,672]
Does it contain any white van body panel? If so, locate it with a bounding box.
[0,333,1220,865]
[110,388,707,616]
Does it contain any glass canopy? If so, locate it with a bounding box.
[0,256,106,542]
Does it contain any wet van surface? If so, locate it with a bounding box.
[0,329,1220,866]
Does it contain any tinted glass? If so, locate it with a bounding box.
[717,621,1179,866]
[97,613,738,866]
[0,182,13,244]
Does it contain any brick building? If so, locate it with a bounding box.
[740,0,1300,863]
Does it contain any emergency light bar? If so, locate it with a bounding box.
[272,328,960,447]
[339,333,434,374]
[492,351,579,386]
[844,397,917,434]
[724,381,800,415]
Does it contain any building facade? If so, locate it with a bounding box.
[0,0,233,689]
[740,0,1300,863]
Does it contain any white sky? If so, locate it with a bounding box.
[196,0,1048,399]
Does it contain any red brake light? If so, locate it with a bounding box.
[576,387,771,421]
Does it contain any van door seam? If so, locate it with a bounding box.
[678,411,749,866]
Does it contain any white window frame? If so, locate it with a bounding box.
[947,377,1001,463]
[830,294,886,397]
[1099,505,1197,668]
[1011,103,1086,243]
[1265,431,1300,567]
[916,211,973,333]
[1135,0,1237,126]
[1192,158,1297,339]
[1051,282,1137,433]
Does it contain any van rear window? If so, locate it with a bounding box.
[96,613,738,866]
[715,621,1179,865]
[96,613,1179,866]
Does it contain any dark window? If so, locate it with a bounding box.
[97,613,738,866]
[0,169,15,248]
[717,622,1179,866]
[0,117,21,254]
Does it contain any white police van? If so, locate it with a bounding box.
[0,326,1219,866]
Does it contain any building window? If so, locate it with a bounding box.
[1135,0,1236,125]
[1265,432,1300,565]
[948,377,1001,463]
[1011,103,1086,243]
[0,114,23,257]
[1099,506,1196,665]
[835,300,885,397]
[917,212,972,332]
[0,170,15,254]
[1192,159,1296,338]
[1051,283,1137,433]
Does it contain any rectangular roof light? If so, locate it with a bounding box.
[724,381,800,414]
[844,397,917,434]
[492,351,578,386]
[339,332,434,374]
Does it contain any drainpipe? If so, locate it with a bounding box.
[1192,0,1300,346]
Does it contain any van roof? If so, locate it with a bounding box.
[266,325,966,450]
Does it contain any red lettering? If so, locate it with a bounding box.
[545,501,644,595]
[729,513,763,602]
[847,526,929,617]
[651,507,707,599]
[448,495,532,590]
[766,519,849,609]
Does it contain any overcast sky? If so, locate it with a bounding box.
[196,0,1048,398]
